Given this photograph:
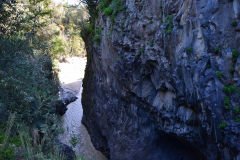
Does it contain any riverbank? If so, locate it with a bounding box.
[58,57,106,160]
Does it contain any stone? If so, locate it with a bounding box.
[82,0,240,159]
[52,96,78,116]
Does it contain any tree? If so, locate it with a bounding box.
[0,0,21,35]
[23,0,52,40]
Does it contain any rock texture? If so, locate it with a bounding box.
[53,96,78,116]
[82,0,240,159]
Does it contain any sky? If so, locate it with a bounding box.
[53,0,80,5]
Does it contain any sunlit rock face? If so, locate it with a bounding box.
[82,0,240,159]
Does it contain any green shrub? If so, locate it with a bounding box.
[224,97,230,106]
[70,132,79,147]
[223,85,238,95]
[0,126,15,160]
[215,47,221,54]
[232,49,239,63]
[236,117,240,122]
[150,40,154,47]
[99,0,125,24]
[167,29,172,34]
[0,147,14,160]
[81,23,94,41]
[231,21,237,27]
[98,0,108,12]
[50,36,68,59]
[164,15,174,35]
[186,47,193,53]
[103,6,113,15]
[0,115,21,160]
[234,107,240,114]
[165,15,172,21]
[218,121,227,129]
[93,34,101,45]
[216,71,222,78]
[0,37,59,128]
[224,105,230,110]
[93,28,102,45]
[137,47,145,55]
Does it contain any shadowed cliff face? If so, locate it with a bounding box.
[82,0,240,159]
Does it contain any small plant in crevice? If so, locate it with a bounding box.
[230,66,235,75]
[149,19,153,24]
[150,39,154,47]
[235,117,240,122]
[98,0,108,12]
[223,85,238,95]
[206,61,211,69]
[215,47,221,54]
[70,132,79,147]
[218,121,227,129]
[77,156,85,160]
[0,114,17,160]
[216,71,222,78]
[121,19,127,31]
[224,105,230,110]
[93,28,102,46]
[224,96,230,106]
[93,34,101,45]
[137,47,145,56]
[232,49,239,63]
[231,21,238,27]
[167,29,173,34]
[81,23,95,41]
[114,56,120,64]
[103,6,113,15]
[186,47,193,54]
[165,14,173,35]
[234,106,240,114]
[100,0,126,24]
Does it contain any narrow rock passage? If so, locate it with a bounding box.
[58,57,106,160]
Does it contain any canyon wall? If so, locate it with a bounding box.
[82,0,240,159]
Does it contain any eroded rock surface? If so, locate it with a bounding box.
[82,0,240,159]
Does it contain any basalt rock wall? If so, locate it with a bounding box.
[82,0,240,159]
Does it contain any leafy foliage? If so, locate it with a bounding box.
[93,27,102,45]
[0,0,89,159]
[224,97,230,106]
[0,36,59,127]
[98,0,125,24]
[234,107,240,114]
[223,85,238,95]
[232,49,239,63]
[218,121,227,129]
[216,71,222,78]
[0,0,22,35]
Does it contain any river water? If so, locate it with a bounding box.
[58,57,106,160]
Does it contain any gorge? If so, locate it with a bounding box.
[1,0,240,159]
